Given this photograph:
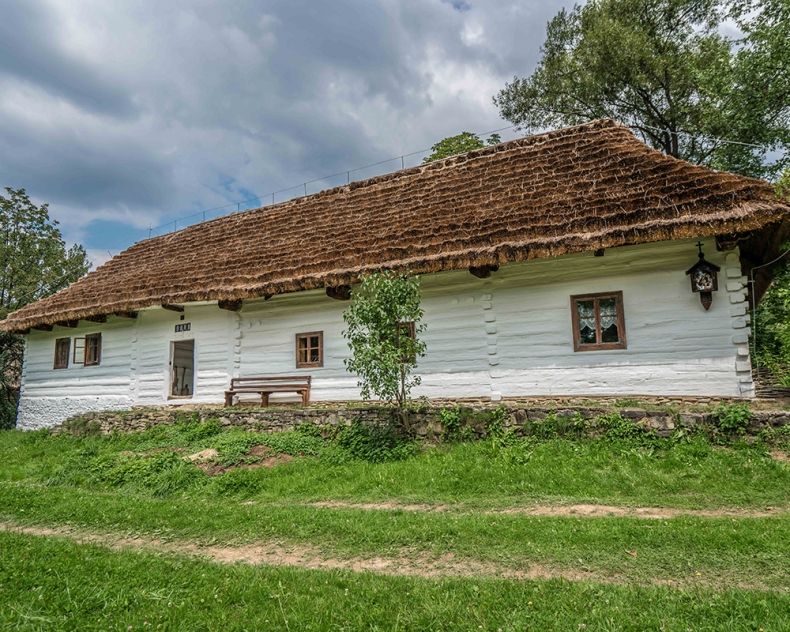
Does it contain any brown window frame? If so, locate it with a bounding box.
[295,331,323,368]
[54,338,71,369]
[84,333,102,366]
[72,337,85,365]
[570,291,627,352]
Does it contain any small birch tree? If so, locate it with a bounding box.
[343,272,427,424]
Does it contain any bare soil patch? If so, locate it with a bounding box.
[0,520,771,590]
[307,500,786,520]
[194,445,294,476]
[769,449,790,464]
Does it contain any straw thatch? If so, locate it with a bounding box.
[4,119,788,333]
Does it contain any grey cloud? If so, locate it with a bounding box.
[0,0,574,250]
[0,0,136,116]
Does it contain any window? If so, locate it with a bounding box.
[54,338,70,369]
[84,333,102,366]
[570,291,626,351]
[295,331,323,368]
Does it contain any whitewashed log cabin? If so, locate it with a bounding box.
[4,120,789,429]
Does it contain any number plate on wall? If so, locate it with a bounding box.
[175,323,191,333]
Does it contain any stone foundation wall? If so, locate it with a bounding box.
[56,399,789,439]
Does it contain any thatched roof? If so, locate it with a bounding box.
[4,119,788,333]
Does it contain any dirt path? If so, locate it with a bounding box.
[305,500,787,519]
[0,520,778,591]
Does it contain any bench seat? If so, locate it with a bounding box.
[224,375,311,406]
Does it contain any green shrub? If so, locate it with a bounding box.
[210,432,263,466]
[595,412,655,442]
[179,419,222,443]
[60,416,101,437]
[208,468,267,497]
[336,420,417,463]
[528,411,587,439]
[51,450,203,496]
[439,406,462,442]
[485,406,509,437]
[258,431,326,458]
[713,403,752,436]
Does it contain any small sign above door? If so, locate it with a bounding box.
[175,323,191,333]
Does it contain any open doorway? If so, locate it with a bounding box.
[170,340,194,398]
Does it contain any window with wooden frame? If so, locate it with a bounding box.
[295,331,323,368]
[570,291,626,351]
[73,334,102,366]
[53,338,70,369]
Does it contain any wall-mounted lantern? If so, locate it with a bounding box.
[685,242,720,311]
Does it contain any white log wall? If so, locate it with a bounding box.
[16,238,753,428]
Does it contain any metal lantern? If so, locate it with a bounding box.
[685,242,720,310]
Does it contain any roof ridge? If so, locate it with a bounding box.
[129,119,626,252]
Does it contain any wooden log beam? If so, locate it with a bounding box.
[84,315,107,323]
[218,299,242,311]
[326,285,352,301]
[32,324,53,331]
[594,248,605,257]
[113,311,138,319]
[55,320,79,328]
[162,304,184,313]
[716,233,742,251]
[469,264,499,279]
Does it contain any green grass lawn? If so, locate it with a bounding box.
[2,530,787,632]
[0,420,788,629]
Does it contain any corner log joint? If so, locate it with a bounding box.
[84,315,107,323]
[469,264,499,279]
[113,311,138,319]
[55,320,78,328]
[162,304,184,313]
[326,285,352,301]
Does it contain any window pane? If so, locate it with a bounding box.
[298,337,307,350]
[310,336,319,348]
[576,300,596,344]
[310,349,319,362]
[599,298,620,343]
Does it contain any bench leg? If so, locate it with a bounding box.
[261,393,269,407]
[224,392,233,407]
[302,388,310,406]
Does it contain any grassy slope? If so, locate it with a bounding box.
[0,423,787,628]
[0,424,788,508]
[2,531,788,632]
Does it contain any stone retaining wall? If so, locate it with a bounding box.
[56,400,790,440]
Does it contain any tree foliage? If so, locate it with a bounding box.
[753,171,790,386]
[0,187,90,428]
[423,132,501,163]
[494,0,789,178]
[343,272,427,421]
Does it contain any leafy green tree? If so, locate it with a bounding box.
[343,272,427,426]
[494,0,789,178]
[0,187,90,428]
[753,171,790,386]
[423,132,501,163]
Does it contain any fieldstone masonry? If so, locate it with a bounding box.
[55,398,789,439]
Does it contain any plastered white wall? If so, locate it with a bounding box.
[15,238,752,428]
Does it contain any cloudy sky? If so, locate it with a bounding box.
[0,0,571,267]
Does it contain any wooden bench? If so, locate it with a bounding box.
[224,375,311,407]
